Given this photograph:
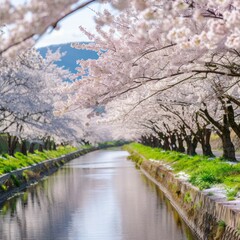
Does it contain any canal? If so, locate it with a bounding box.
[0,149,198,240]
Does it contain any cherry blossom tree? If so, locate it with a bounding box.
[2,0,240,161]
[0,48,88,155]
[0,0,99,57]
[62,0,240,160]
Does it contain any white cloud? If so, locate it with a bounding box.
[35,2,110,48]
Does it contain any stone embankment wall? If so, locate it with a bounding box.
[130,152,240,240]
[0,148,97,204]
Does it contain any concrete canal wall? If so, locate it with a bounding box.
[129,152,240,240]
[0,148,97,204]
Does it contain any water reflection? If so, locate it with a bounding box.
[0,149,197,240]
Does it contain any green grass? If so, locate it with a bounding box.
[80,144,92,149]
[218,220,226,228]
[124,143,240,192]
[226,187,238,200]
[0,146,77,176]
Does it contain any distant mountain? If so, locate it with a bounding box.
[37,42,99,74]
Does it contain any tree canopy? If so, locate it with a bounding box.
[1,0,240,160]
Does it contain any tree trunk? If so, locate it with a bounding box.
[186,136,197,156]
[153,138,161,148]
[157,133,164,149]
[226,99,240,139]
[200,107,236,160]
[20,140,27,155]
[158,139,163,149]
[43,140,48,150]
[202,144,214,157]
[201,129,214,157]
[29,143,35,154]
[49,141,52,151]
[7,135,18,156]
[192,137,198,155]
[38,144,43,152]
[7,134,12,155]
[221,130,236,161]
[163,136,170,150]
[170,134,177,151]
[44,140,48,150]
[221,113,236,161]
[53,142,57,151]
[177,136,185,153]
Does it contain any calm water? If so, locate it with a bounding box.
[0,149,197,240]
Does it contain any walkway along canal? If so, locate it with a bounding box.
[0,149,197,240]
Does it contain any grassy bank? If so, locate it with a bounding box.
[125,143,240,200]
[0,146,77,176]
[0,140,128,176]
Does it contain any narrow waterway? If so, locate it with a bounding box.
[0,149,198,240]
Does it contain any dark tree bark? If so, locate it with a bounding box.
[163,135,171,150]
[170,133,178,151]
[7,134,18,156]
[29,143,35,154]
[176,134,185,153]
[200,105,236,161]
[53,142,57,151]
[201,129,214,157]
[49,141,52,151]
[157,132,165,149]
[20,140,27,155]
[44,136,51,150]
[140,135,151,146]
[221,119,236,160]
[225,98,240,139]
[44,140,48,150]
[185,135,197,156]
[38,144,43,152]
